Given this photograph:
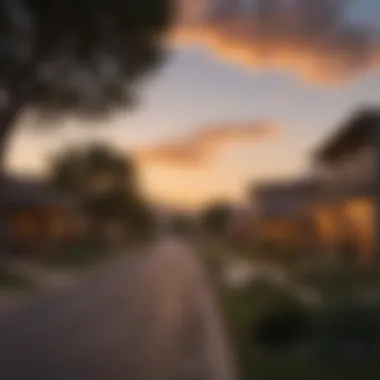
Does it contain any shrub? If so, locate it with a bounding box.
[249,290,314,351]
[314,298,380,361]
[222,281,314,354]
[0,269,31,289]
[296,267,380,298]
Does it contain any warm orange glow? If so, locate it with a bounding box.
[313,197,375,263]
[12,213,39,240]
[135,121,281,167]
[170,0,380,84]
[258,219,302,247]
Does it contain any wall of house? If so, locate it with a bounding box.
[312,136,376,264]
[312,197,374,264]
[11,211,41,246]
[316,144,375,190]
[9,205,84,254]
[343,198,374,263]
[258,219,303,248]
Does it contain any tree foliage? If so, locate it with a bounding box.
[0,0,172,118]
[51,143,154,239]
[169,213,194,236]
[200,202,233,237]
[0,0,171,252]
[52,144,136,194]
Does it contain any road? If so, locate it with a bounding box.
[0,237,235,380]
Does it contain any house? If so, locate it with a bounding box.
[312,108,380,264]
[3,175,84,254]
[251,179,319,250]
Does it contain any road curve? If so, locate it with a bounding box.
[0,237,236,380]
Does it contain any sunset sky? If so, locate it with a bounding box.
[7,0,380,210]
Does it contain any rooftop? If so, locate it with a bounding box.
[252,178,320,219]
[253,178,320,198]
[314,108,380,163]
[2,175,76,207]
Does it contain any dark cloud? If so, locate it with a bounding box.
[173,0,380,82]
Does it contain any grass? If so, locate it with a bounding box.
[224,287,380,379]
[0,269,32,290]
[242,241,380,299]
[240,354,380,380]
[219,266,380,380]
[199,239,380,379]
[39,243,109,270]
[294,265,380,301]
[39,239,141,270]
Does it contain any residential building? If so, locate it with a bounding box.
[312,108,380,264]
[251,178,319,250]
[3,175,84,254]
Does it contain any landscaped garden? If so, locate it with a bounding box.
[221,276,380,379]
[202,241,380,380]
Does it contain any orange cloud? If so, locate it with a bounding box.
[135,121,280,166]
[172,0,380,83]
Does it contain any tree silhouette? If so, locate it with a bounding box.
[51,144,153,242]
[169,213,194,237]
[0,0,172,164]
[0,1,171,251]
[52,144,136,196]
[200,202,233,237]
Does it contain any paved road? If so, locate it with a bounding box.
[0,237,235,380]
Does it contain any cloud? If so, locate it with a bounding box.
[135,121,280,166]
[172,0,380,83]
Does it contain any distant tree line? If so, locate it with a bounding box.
[199,202,234,238]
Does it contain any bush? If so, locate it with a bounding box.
[221,280,380,379]
[223,281,314,354]
[40,243,107,269]
[0,269,31,289]
[249,290,314,351]
[314,298,380,361]
[296,267,380,297]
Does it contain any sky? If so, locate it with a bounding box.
[7,0,380,210]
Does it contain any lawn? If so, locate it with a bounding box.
[40,245,105,269]
[0,269,32,290]
[240,355,380,380]
[219,265,380,380]
[197,239,380,379]
[295,265,380,299]
[38,241,132,270]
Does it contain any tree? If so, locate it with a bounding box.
[52,144,137,197]
[0,0,172,163]
[0,0,172,251]
[169,213,194,237]
[200,202,233,237]
[51,144,154,242]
